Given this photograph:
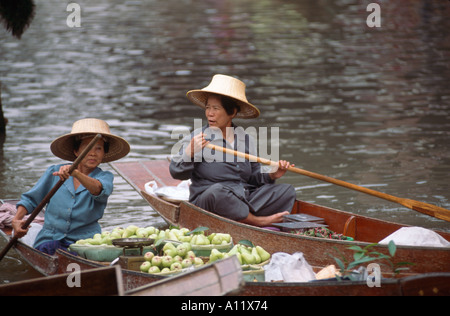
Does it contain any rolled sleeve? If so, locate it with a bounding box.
[93,170,114,202]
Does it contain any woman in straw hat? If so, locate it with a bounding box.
[170,74,296,227]
[12,118,130,255]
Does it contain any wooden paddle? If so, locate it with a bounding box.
[206,143,450,222]
[0,134,103,261]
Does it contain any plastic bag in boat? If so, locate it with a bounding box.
[144,180,191,202]
[379,226,450,248]
[264,252,316,282]
[19,223,43,247]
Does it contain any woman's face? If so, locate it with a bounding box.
[205,95,236,130]
[74,137,105,170]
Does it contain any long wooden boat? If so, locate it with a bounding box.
[2,220,450,295]
[110,160,450,274]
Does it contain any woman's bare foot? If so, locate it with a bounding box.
[239,211,290,227]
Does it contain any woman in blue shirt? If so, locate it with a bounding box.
[11,118,130,255]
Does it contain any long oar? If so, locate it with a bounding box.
[206,143,450,222]
[0,134,102,261]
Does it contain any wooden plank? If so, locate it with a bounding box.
[127,256,243,296]
[400,273,450,296]
[240,279,404,296]
[0,266,124,296]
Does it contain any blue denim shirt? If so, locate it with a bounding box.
[16,164,114,248]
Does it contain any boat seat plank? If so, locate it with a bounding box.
[272,221,327,232]
[284,213,325,223]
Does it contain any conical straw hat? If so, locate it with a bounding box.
[50,118,130,163]
[186,74,260,119]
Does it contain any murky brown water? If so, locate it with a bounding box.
[1,0,449,283]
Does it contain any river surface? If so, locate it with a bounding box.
[0,0,449,284]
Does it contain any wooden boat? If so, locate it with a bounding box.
[2,221,450,296]
[110,160,450,274]
[0,228,165,291]
[0,265,124,296]
[0,221,242,295]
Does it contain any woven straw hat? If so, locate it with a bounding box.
[186,74,260,119]
[50,118,130,163]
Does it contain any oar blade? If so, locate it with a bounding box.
[404,199,450,222]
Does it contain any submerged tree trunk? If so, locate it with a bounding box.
[0,83,5,164]
[0,83,6,135]
[0,0,36,137]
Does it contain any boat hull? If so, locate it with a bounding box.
[0,229,164,291]
[0,266,124,296]
[3,227,450,295]
[140,191,450,274]
[111,159,450,274]
[111,160,450,273]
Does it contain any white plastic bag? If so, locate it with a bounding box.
[379,227,450,248]
[145,180,190,202]
[264,252,316,282]
[19,223,43,247]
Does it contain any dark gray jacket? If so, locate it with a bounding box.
[169,124,274,203]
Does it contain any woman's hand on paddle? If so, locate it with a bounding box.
[11,206,30,238]
[185,133,209,158]
[11,219,28,238]
[269,160,293,180]
[52,164,72,181]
